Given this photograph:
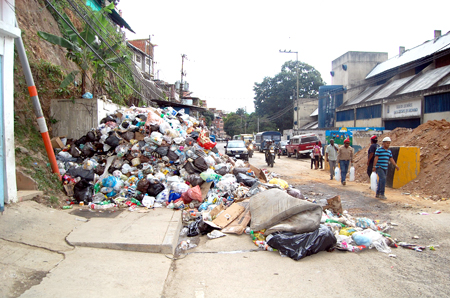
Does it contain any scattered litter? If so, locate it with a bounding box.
[388,254,397,258]
[433,210,441,214]
[207,230,226,239]
[419,212,429,215]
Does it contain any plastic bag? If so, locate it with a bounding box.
[356,217,377,230]
[266,225,337,261]
[197,130,216,150]
[349,166,355,182]
[181,185,203,204]
[370,172,378,192]
[142,195,155,208]
[73,179,94,203]
[185,174,204,187]
[147,182,165,197]
[334,167,341,182]
[200,169,222,183]
[287,188,305,200]
[269,178,289,189]
[236,173,258,187]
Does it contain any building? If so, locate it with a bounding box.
[127,39,155,80]
[332,30,450,129]
[293,97,319,129]
[212,116,225,139]
[0,0,20,208]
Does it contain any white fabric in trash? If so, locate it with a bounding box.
[249,188,322,236]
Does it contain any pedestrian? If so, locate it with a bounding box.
[336,138,353,186]
[372,137,400,200]
[310,151,315,169]
[367,135,380,179]
[313,141,321,170]
[325,139,339,180]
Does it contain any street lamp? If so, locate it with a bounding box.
[279,50,299,129]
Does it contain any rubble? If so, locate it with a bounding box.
[353,119,450,198]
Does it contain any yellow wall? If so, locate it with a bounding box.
[423,112,450,122]
[393,147,420,189]
[355,118,382,127]
[335,120,354,127]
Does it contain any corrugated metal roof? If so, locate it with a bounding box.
[398,64,450,94]
[300,120,318,129]
[310,108,318,117]
[344,85,382,106]
[365,76,415,102]
[438,74,450,86]
[366,32,450,79]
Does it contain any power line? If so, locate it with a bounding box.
[64,0,167,102]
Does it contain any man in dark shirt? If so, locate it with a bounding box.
[367,135,379,179]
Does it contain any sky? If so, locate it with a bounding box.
[118,0,449,113]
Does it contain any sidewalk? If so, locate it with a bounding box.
[0,201,182,297]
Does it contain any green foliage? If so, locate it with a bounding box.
[201,110,215,126]
[223,110,276,137]
[253,60,324,131]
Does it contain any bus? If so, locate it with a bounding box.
[255,131,282,152]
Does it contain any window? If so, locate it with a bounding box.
[136,55,141,63]
[146,58,150,65]
[425,92,450,113]
[336,110,354,122]
[356,105,381,120]
[301,136,319,144]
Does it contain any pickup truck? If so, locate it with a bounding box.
[286,133,321,159]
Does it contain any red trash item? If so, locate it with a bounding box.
[181,185,203,204]
[197,130,216,150]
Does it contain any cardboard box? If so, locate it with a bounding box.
[221,202,251,234]
[51,136,66,149]
[212,203,245,229]
[64,184,74,197]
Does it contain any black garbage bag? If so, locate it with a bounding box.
[149,124,159,133]
[211,146,219,154]
[69,146,81,158]
[236,173,258,187]
[74,135,87,147]
[194,157,208,171]
[184,161,201,174]
[86,130,99,142]
[105,134,120,149]
[167,150,179,161]
[73,179,94,203]
[185,137,195,146]
[233,167,250,176]
[81,143,95,158]
[186,174,204,187]
[147,182,165,197]
[266,225,337,261]
[215,167,228,176]
[137,179,150,193]
[67,167,95,181]
[190,132,199,141]
[100,115,116,124]
[121,131,135,142]
[156,146,169,156]
[187,217,215,237]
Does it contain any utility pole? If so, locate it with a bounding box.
[257,117,259,132]
[179,54,187,101]
[279,50,299,129]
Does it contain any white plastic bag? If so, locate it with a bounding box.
[349,166,355,182]
[370,172,378,192]
[335,167,341,181]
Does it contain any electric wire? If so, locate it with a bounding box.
[64,0,167,102]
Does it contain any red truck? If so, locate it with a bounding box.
[286,133,321,159]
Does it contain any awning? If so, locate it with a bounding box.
[90,0,135,33]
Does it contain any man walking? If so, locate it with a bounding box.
[372,137,400,200]
[367,135,379,179]
[313,141,321,170]
[337,138,353,186]
[325,139,339,180]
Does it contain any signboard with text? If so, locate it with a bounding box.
[384,100,421,119]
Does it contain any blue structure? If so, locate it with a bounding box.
[318,85,344,128]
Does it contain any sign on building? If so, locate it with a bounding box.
[384,100,421,119]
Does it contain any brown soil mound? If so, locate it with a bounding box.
[353,119,450,199]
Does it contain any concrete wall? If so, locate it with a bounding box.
[1,0,21,204]
[51,98,124,139]
[331,51,388,103]
[423,111,450,122]
[293,98,318,129]
[387,147,420,189]
[356,118,382,127]
[335,120,354,128]
[352,130,384,154]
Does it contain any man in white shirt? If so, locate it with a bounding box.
[325,139,339,180]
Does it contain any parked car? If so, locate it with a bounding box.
[280,140,289,155]
[224,140,249,161]
[286,133,321,159]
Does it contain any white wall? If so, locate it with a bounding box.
[335,120,354,128]
[423,112,450,122]
[51,98,124,139]
[1,0,21,204]
[356,118,382,127]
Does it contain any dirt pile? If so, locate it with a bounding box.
[353,119,450,198]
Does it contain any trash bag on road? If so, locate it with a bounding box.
[236,173,258,187]
[266,225,337,261]
[73,179,94,203]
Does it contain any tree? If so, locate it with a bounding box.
[223,110,276,137]
[253,60,324,132]
[201,110,215,127]
[38,3,125,95]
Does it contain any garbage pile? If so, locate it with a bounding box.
[55,106,404,261]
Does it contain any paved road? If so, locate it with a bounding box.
[163,144,450,298]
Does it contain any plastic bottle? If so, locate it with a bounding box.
[90,203,115,209]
